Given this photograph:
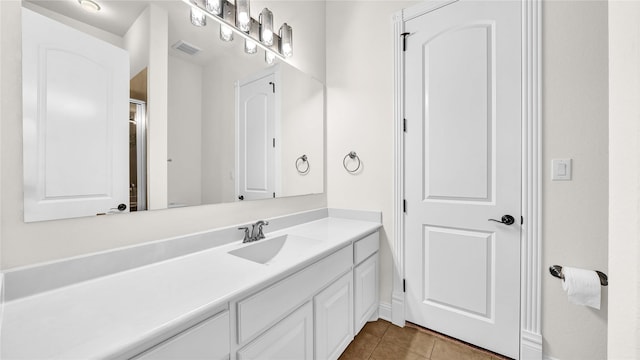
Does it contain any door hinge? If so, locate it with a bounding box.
[401,32,411,51]
[403,118,407,132]
[521,216,524,225]
[273,192,276,198]
[269,81,275,93]
[273,138,276,148]
[403,279,406,292]
[403,199,407,213]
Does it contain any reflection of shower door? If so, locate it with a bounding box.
[129,100,147,211]
[236,71,277,201]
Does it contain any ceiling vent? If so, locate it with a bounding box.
[172,40,201,56]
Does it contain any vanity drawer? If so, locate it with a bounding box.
[354,232,379,265]
[133,310,230,360]
[237,245,353,344]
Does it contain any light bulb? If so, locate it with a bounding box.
[236,0,251,32]
[279,23,293,58]
[244,39,257,54]
[220,25,234,42]
[259,8,274,46]
[190,7,206,27]
[205,0,222,15]
[265,51,276,64]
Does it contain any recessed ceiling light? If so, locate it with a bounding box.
[78,0,101,13]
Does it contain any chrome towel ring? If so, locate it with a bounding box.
[296,154,310,174]
[343,151,361,173]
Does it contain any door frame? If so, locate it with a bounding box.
[391,1,542,359]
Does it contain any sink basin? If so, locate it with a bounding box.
[228,234,322,265]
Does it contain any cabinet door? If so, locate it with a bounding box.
[133,311,230,360]
[237,302,313,360]
[315,272,353,360]
[354,254,379,334]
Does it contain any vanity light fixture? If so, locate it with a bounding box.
[78,0,101,12]
[236,0,251,32]
[205,0,222,15]
[259,8,274,46]
[220,24,234,42]
[182,0,292,60]
[279,23,293,58]
[190,7,207,27]
[244,39,257,54]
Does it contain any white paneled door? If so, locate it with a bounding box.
[22,8,129,222]
[237,72,277,201]
[404,1,521,358]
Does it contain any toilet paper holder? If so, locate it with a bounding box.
[549,265,608,286]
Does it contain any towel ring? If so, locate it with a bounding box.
[549,265,608,286]
[296,155,310,174]
[343,151,361,173]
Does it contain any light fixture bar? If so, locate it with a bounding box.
[182,0,287,60]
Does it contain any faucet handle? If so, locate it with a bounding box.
[257,221,269,240]
[238,227,251,243]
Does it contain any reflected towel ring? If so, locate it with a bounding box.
[343,151,361,173]
[296,155,310,174]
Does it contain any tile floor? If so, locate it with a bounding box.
[339,320,511,360]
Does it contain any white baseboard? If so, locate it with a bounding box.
[378,302,392,322]
[521,330,543,360]
[543,355,560,360]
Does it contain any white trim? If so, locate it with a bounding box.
[392,1,542,359]
[378,302,392,322]
[391,9,406,328]
[519,0,543,359]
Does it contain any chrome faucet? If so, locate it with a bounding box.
[238,220,269,243]
[251,220,269,241]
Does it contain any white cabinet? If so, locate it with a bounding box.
[236,245,352,344]
[133,310,230,360]
[135,230,379,360]
[315,271,353,360]
[353,232,380,334]
[237,302,313,360]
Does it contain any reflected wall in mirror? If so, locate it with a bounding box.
[21,0,324,222]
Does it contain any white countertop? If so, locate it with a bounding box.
[0,217,381,359]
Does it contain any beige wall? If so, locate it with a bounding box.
[326,1,609,359]
[0,0,326,269]
[326,1,418,326]
[608,1,640,359]
[542,1,609,359]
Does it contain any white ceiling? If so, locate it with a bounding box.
[24,0,263,66]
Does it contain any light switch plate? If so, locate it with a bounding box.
[552,159,572,181]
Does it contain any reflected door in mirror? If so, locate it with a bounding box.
[237,70,278,201]
[22,8,130,222]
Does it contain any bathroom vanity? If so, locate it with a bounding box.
[0,209,381,359]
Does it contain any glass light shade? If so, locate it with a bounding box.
[205,0,222,15]
[220,24,234,42]
[279,23,293,58]
[259,8,274,46]
[265,51,276,65]
[244,39,257,54]
[236,0,251,32]
[190,7,207,27]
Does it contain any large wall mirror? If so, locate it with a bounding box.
[21,0,324,222]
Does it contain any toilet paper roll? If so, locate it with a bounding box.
[561,266,601,309]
